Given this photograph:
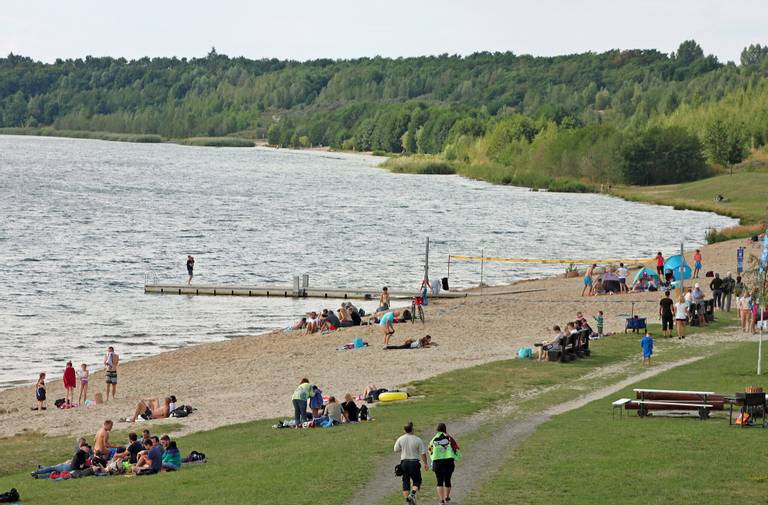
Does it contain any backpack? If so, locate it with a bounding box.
[171,405,193,418]
[183,450,206,463]
[359,405,369,421]
[0,488,19,503]
[54,398,66,408]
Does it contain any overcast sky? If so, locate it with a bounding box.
[1,0,765,63]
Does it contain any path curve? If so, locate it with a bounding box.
[344,356,702,505]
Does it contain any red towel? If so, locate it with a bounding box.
[63,366,77,388]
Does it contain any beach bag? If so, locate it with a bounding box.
[184,451,206,463]
[171,405,193,418]
[0,488,19,503]
[517,347,533,359]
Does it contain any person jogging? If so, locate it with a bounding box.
[428,423,461,505]
[394,422,428,504]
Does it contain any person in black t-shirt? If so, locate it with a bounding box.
[341,393,359,422]
[70,444,90,471]
[114,432,143,464]
[659,290,675,338]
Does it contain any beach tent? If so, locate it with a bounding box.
[664,255,692,281]
[632,267,659,285]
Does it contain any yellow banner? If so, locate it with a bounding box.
[448,255,654,264]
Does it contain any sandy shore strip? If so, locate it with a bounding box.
[0,238,757,439]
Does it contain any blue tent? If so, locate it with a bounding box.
[664,255,692,281]
[632,267,659,285]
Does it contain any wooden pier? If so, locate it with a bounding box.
[143,283,468,300]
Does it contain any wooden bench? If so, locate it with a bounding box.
[629,400,714,420]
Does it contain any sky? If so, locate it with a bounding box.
[1,0,766,63]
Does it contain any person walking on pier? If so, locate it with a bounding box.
[186,255,195,285]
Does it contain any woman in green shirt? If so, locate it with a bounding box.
[428,423,461,504]
[292,378,312,427]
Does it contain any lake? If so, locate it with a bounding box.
[0,135,738,386]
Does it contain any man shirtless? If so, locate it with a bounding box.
[94,420,119,459]
[104,346,119,402]
[129,396,173,423]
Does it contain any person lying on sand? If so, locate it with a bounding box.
[385,335,437,350]
[129,396,174,423]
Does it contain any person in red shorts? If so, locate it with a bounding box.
[63,361,77,406]
[655,252,665,278]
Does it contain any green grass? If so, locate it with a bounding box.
[382,155,456,174]
[455,162,594,193]
[0,314,736,505]
[173,137,255,147]
[0,127,162,143]
[467,336,766,504]
[614,171,768,224]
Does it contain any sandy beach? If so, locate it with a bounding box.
[0,238,759,439]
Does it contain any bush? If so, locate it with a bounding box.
[619,126,708,185]
[382,156,456,174]
[706,223,765,244]
[176,137,255,147]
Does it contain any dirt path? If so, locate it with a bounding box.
[344,356,702,505]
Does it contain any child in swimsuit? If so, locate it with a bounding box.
[78,363,89,405]
[35,372,46,411]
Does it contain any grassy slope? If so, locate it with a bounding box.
[0,316,733,505]
[614,171,768,224]
[467,336,767,504]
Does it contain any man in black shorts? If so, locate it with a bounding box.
[659,290,674,338]
[394,422,428,504]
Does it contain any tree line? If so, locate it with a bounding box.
[2,41,768,187]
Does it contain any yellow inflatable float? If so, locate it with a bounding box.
[378,391,408,402]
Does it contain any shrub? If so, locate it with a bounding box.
[619,126,708,185]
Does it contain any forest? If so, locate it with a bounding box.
[2,41,768,189]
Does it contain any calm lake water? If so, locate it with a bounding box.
[0,135,737,387]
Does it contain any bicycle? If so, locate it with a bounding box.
[410,296,425,324]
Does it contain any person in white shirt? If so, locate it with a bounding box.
[674,296,688,339]
[617,263,629,293]
[394,422,428,504]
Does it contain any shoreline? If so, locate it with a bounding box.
[0,237,752,440]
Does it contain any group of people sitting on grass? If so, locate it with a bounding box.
[290,378,365,428]
[287,380,398,429]
[536,311,599,362]
[31,423,186,479]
